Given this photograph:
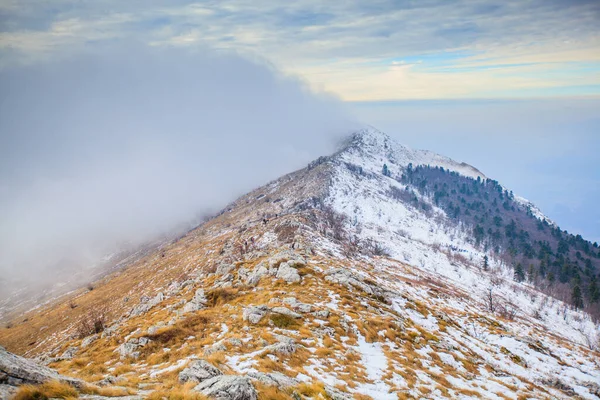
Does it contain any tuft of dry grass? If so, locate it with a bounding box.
[146,382,208,400]
[270,314,299,329]
[294,382,328,398]
[13,381,78,400]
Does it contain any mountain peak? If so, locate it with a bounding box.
[337,125,486,181]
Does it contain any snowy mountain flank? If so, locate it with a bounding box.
[0,127,599,400]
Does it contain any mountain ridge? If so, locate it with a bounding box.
[0,126,598,400]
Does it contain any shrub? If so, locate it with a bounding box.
[76,305,108,338]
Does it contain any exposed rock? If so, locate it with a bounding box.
[243,306,269,324]
[81,334,99,348]
[216,263,235,276]
[179,360,223,384]
[270,307,302,319]
[204,342,227,356]
[247,371,298,388]
[313,310,330,319]
[59,346,78,360]
[313,327,336,338]
[79,395,142,400]
[293,303,312,313]
[129,292,164,317]
[0,384,16,399]
[228,338,243,347]
[183,289,208,314]
[275,262,301,283]
[194,375,257,400]
[167,280,194,296]
[0,346,83,388]
[268,250,305,269]
[245,263,268,287]
[325,269,390,303]
[263,335,298,355]
[95,375,117,387]
[282,297,297,306]
[115,337,150,359]
[325,385,353,400]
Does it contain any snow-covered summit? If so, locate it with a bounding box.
[337,126,486,180]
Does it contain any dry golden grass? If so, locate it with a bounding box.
[294,382,328,397]
[13,381,78,400]
[145,382,208,400]
[254,383,293,400]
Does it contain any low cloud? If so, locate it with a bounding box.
[0,44,355,285]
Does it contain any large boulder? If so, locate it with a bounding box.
[242,306,269,324]
[179,360,223,384]
[0,346,83,389]
[245,263,268,287]
[194,375,257,400]
[270,307,302,319]
[275,262,301,284]
[263,335,297,355]
[115,337,150,359]
[325,269,390,303]
[182,289,208,314]
[267,251,305,269]
[247,372,298,388]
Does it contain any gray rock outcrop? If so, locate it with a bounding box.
[182,289,208,314]
[242,305,269,324]
[194,375,257,400]
[0,345,83,389]
[179,360,223,384]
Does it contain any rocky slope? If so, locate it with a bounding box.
[0,127,599,400]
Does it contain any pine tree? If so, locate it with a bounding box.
[571,285,584,309]
[482,255,489,271]
[382,164,391,177]
[528,264,535,282]
[588,275,599,303]
[514,263,525,282]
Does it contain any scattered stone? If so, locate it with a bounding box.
[59,346,78,360]
[216,263,235,276]
[325,385,353,400]
[194,375,257,400]
[204,342,227,356]
[95,375,117,387]
[268,250,305,269]
[293,303,312,313]
[245,263,269,286]
[243,306,269,324]
[183,289,208,314]
[247,372,298,388]
[282,297,297,306]
[325,269,390,303]
[275,262,301,283]
[81,334,99,348]
[129,292,164,317]
[313,310,330,319]
[115,337,150,359]
[228,338,243,347]
[179,360,223,384]
[263,335,298,355]
[270,307,302,319]
[313,327,335,338]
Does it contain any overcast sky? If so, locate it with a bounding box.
[0,0,599,281]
